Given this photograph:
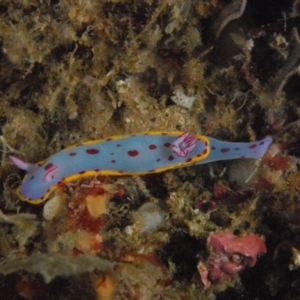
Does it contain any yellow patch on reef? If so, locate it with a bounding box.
[91,273,116,300]
[86,194,111,218]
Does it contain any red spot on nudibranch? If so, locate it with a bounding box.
[161,133,168,135]
[148,170,155,172]
[144,133,149,135]
[203,149,208,155]
[168,155,174,161]
[69,152,76,156]
[149,144,157,150]
[128,150,139,157]
[221,148,230,153]
[95,169,100,172]
[44,163,53,170]
[249,144,257,149]
[79,171,86,174]
[164,142,171,147]
[106,138,112,141]
[42,163,59,183]
[86,148,99,154]
[118,170,124,173]
[205,141,208,146]
[186,158,192,162]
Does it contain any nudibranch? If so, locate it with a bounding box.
[10,131,272,204]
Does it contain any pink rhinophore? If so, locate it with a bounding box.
[10,156,39,174]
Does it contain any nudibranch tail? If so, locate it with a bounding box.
[196,136,273,164]
[10,156,39,174]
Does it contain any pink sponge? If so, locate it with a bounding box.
[198,231,267,288]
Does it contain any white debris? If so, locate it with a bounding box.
[132,202,164,234]
[43,195,65,221]
[171,85,196,110]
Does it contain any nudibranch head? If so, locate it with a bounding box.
[10,156,63,204]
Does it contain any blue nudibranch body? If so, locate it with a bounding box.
[10,131,272,204]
